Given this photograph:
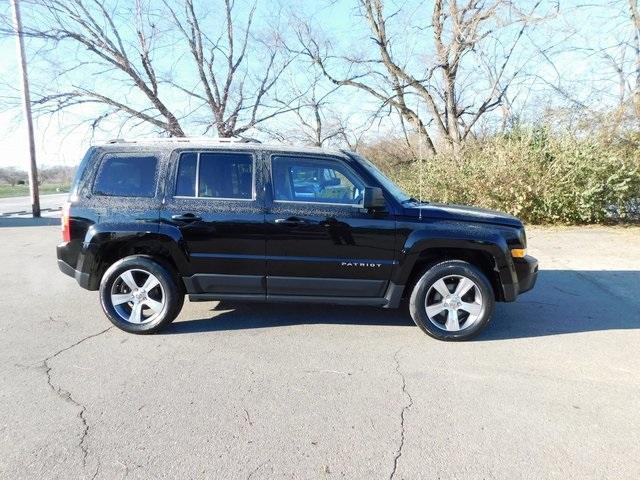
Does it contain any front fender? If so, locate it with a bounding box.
[393,220,518,299]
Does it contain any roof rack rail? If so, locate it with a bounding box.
[105,136,261,144]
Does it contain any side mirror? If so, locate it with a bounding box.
[363,186,386,210]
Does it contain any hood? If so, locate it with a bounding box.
[405,202,523,228]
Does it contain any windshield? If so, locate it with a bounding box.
[352,153,412,203]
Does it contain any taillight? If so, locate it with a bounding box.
[62,203,71,242]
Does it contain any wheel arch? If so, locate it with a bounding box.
[79,223,190,290]
[404,247,505,301]
[394,229,515,302]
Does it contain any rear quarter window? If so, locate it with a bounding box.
[93,154,158,197]
[69,147,95,198]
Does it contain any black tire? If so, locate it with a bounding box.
[99,255,184,334]
[409,260,495,341]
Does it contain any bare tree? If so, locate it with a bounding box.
[0,167,27,186]
[297,0,546,155]
[552,0,640,131]
[37,165,75,185]
[263,73,349,147]
[291,85,346,147]
[162,0,296,137]
[294,19,437,154]
[589,1,640,119]
[12,0,294,137]
[259,69,387,150]
[627,0,640,114]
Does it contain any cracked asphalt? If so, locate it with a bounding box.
[1,222,639,479]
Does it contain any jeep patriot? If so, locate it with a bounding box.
[57,137,538,340]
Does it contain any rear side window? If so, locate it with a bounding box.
[175,151,253,199]
[93,154,158,197]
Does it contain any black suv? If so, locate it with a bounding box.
[57,138,537,340]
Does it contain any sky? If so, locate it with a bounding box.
[0,0,633,169]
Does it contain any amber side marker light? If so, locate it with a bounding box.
[511,248,527,258]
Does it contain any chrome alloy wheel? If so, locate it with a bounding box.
[110,269,165,324]
[424,275,483,332]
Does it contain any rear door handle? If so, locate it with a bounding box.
[274,217,309,226]
[171,213,202,222]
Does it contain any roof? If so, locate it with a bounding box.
[95,137,348,157]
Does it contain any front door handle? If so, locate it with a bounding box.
[274,216,308,226]
[171,213,202,222]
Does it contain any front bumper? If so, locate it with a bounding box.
[501,254,538,301]
[514,255,538,295]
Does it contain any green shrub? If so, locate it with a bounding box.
[365,128,640,224]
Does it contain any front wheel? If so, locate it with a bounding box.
[99,256,184,334]
[409,260,495,341]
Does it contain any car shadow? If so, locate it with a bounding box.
[166,302,415,334]
[478,269,640,341]
[164,270,640,340]
[0,216,60,227]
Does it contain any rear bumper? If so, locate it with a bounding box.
[57,258,92,289]
[57,243,93,290]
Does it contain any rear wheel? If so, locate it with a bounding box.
[409,260,495,341]
[99,256,184,334]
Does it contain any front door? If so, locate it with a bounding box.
[160,149,266,297]
[265,153,396,298]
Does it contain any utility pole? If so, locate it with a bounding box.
[11,0,40,218]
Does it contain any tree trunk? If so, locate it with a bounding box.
[630,0,640,116]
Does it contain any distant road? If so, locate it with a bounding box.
[0,193,68,215]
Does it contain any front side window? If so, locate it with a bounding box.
[271,156,364,205]
[175,151,254,199]
[93,154,158,197]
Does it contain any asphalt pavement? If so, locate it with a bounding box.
[0,193,68,216]
[0,222,638,479]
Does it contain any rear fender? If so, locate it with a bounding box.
[77,222,191,289]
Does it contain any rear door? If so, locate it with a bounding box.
[160,148,266,297]
[265,153,396,299]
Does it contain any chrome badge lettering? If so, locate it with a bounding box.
[341,261,382,268]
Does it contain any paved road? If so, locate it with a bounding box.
[0,193,67,215]
[0,223,639,479]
